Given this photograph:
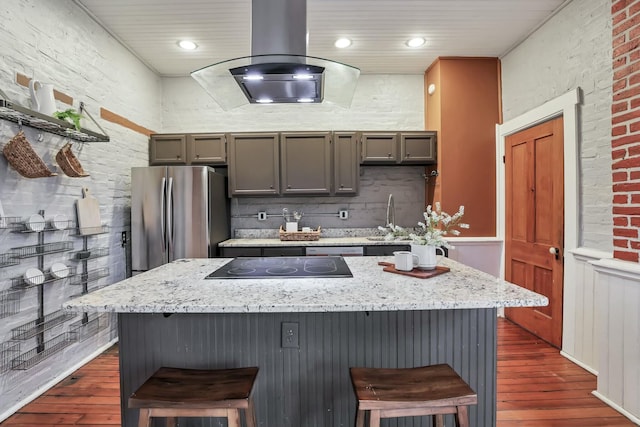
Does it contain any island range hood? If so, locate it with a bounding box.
[191,0,360,110]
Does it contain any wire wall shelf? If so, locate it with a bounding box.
[1,342,20,373]
[0,289,21,318]
[0,253,19,268]
[0,99,109,143]
[0,217,21,229]
[70,313,109,341]
[10,219,75,233]
[11,331,78,370]
[11,309,78,341]
[72,247,109,262]
[10,241,73,259]
[11,266,77,289]
[75,225,109,236]
[70,267,109,286]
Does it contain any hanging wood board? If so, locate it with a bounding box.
[76,187,101,235]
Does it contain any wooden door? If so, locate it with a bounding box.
[504,117,564,348]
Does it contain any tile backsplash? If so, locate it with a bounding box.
[230,166,429,233]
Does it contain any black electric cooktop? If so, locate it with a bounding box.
[206,256,353,279]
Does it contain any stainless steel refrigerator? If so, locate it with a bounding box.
[131,166,229,274]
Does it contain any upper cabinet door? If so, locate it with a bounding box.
[360,132,398,163]
[228,132,280,196]
[333,132,359,195]
[399,131,437,164]
[188,133,226,164]
[280,132,332,195]
[149,134,187,165]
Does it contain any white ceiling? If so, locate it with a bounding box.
[74,0,568,77]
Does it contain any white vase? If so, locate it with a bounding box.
[411,244,445,270]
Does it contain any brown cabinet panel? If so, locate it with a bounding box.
[361,132,398,163]
[228,132,280,196]
[399,132,437,164]
[188,133,226,164]
[333,132,359,195]
[280,132,332,195]
[149,134,187,165]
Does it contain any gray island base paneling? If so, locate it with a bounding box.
[118,309,496,427]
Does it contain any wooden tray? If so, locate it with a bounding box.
[378,261,450,279]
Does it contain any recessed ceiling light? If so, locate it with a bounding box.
[256,98,273,103]
[293,73,314,80]
[405,37,426,48]
[334,38,352,48]
[243,75,264,81]
[297,98,314,103]
[178,40,198,50]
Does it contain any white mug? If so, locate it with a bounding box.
[393,251,419,271]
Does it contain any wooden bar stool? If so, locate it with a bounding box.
[349,364,477,427]
[128,366,259,427]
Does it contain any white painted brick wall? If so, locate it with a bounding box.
[501,0,613,251]
[0,0,160,418]
[161,75,425,132]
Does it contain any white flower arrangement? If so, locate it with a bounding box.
[378,202,469,248]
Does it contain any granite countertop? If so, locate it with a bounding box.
[221,227,409,247]
[219,236,410,247]
[64,257,547,314]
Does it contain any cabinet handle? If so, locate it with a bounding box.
[176,155,181,159]
[287,185,291,189]
[196,154,200,159]
[270,185,274,189]
[387,153,392,158]
[340,184,344,188]
[406,153,411,157]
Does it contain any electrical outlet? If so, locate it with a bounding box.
[258,211,267,221]
[121,231,127,247]
[339,210,348,220]
[281,322,299,348]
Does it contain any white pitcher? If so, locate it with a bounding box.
[411,244,445,270]
[29,80,57,116]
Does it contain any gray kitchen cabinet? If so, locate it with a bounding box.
[399,131,436,164]
[280,132,332,195]
[333,132,359,195]
[188,133,226,165]
[262,247,306,257]
[220,247,262,257]
[360,132,398,163]
[365,244,411,256]
[149,134,187,165]
[361,131,437,165]
[228,132,280,196]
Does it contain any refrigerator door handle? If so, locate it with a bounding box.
[167,176,174,255]
[160,177,167,253]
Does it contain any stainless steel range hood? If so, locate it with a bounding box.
[191,0,360,110]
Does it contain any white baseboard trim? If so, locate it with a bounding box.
[560,350,598,375]
[592,390,640,425]
[0,338,118,423]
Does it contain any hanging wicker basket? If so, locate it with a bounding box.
[2,131,57,178]
[55,142,89,177]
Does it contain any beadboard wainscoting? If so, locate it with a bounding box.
[590,259,640,425]
[561,248,612,375]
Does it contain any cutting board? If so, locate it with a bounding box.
[378,261,450,279]
[76,187,101,235]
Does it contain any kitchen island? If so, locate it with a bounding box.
[65,256,547,427]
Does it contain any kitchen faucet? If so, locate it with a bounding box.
[386,194,395,226]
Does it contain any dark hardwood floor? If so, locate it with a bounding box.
[0,318,636,426]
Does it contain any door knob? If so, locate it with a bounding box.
[549,247,560,259]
